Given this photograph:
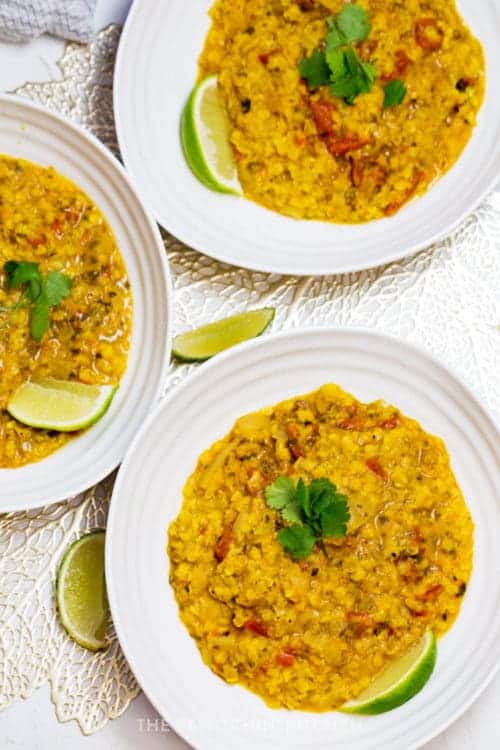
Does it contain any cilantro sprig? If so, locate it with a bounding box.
[299,4,377,105]
[1,261,72,341]
[265,476,350,560]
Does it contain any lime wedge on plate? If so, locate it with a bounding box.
[7,378,117,432]
[173,307,275,362]
[342,631,437,714]
[56,531,109,652]
[181,75,241,195]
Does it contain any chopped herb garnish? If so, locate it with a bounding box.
[1,261,72,341]
[325,47,346,79]
[299,4,377,105]
[383,78,407,109]
[330,47,377,105]
[325,15,347,51]
[298,49,331,89]
[265,476,350,560]
[336,4,372,44]
[4,260,42,299]
[278,524,316,560]
[265,475,295,511]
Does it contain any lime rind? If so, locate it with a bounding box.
[341,631,437,715]
[7,378,118,432]
[181,83,219,191]
[173,307,276,362]
[181,76,241,196]
[56,530,109,652]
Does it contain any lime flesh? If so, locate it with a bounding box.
[341,631,437,714]
[56,531,109,652]
[7,378,118,432]
[181,75,241,195]
[173,308,275,362]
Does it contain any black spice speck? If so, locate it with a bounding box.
[456,582,467,597]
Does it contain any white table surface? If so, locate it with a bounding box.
[0,1,498,748]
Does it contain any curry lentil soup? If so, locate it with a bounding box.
[0,156,132,468]
[199,0,485,222]
[169,384,473,711]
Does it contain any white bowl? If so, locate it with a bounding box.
[0,94,172,512]
[114,0,500,276]
[106,328,500,750]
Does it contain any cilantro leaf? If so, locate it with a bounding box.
[5,261,42,300]
[4,260,20,280]
[311,492,331,517]
[343,46,360,75]
[325,15,347,51]
[299,50,330,89]
[265,476,295,510]
[266,476,304,523]
[281,500,303,524]
[320,495,350,537]
[42,271,72,307]
[336,4,371,43]
[277,524,316,560]
[296,477,311,518]
[326,28,347,50]
[30,301,50,342]
[326,48,347,79]
[383,79,407,109]
[359,59,377,89]
[309,478,336,516]
[330,71,362,105]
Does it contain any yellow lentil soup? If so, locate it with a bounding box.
[0,156,132,468]
[169,384,473,711]
[199,0,485,222]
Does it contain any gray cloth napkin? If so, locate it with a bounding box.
[0,0,98,43]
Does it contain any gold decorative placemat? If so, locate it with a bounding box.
[0,24,499,735]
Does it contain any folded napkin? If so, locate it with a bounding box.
[0,0,98,43]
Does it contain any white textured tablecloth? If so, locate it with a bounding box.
[0,0,97,42]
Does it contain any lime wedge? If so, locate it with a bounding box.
[173,308,275,362]
[342,631,437,714]
[56,531,109,652]
[7,378,118,432]
[181,75,241,195]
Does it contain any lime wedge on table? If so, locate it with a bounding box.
[7,378,117,432]
[342,631,437,714]
[56,531,109,652]
[173,308,276,362]
[181,75,242,195]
